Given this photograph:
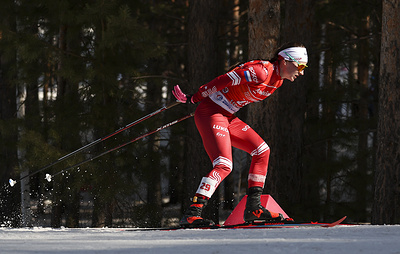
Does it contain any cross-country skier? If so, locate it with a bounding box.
[172,42,308,226]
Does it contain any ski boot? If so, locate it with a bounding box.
[179,196,215,227]
[244,187,284,223]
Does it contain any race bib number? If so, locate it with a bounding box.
[196,177,218,198]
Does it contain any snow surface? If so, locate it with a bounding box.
[1,225,400,254]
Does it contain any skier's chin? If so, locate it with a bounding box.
[284,76,296,82]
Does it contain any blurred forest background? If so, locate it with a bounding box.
[0,0,399,228]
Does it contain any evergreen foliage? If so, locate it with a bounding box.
[0,0,396,227]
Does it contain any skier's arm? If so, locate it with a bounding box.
[191,64,268,103]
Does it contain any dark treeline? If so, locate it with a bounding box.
[0,0,398,228]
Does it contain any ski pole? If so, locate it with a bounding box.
[9,100,182,187]
[44,112,194,183]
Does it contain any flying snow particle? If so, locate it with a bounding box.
[45,174,52,182]
[9,179,17,187]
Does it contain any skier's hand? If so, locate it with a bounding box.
[172,85,194,104]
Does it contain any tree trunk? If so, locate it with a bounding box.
[222,0,242,211]
[248,0,280,60]
[145,79,163,227]
[354,16,371,222]
[299,6,322,220]
[51,24,82,227]
[272,0,314,215]
[372,0,400,225]
[247,0,318,220]
[185,0,220,223]
[246,0,281,199]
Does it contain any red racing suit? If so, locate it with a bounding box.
[191,60,284,198]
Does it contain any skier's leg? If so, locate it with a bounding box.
[195,115,233,198]
[229,117,269,188]
[229,118,283,222]
[180,101,233,226]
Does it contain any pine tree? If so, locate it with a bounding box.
[372,0,400,225]
[2,0,167,227]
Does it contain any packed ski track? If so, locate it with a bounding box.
[1,225,400,254]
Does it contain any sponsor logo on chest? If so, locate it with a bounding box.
[244,67,259,83]
[253,88,271,97]
[248,67,258,83]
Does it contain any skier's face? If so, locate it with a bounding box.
[279,59,306,82]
